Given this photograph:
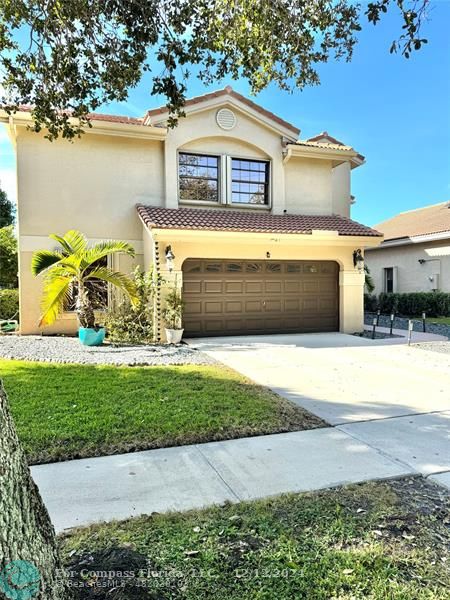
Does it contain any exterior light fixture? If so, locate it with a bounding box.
[165,245,175,272]
[352,248,364,271]
[266,252,271,259]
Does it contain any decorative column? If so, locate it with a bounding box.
[339,270,365,333]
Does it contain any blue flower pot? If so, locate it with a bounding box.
[78,327,106,346]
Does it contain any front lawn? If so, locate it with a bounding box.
[425,316,450,325]
[0,359,324,464]
[61,477,450,599]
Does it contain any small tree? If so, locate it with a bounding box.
[0,225,18,288]
[162,287,184,330]
[106,266,162,344]
[31,230,138,329]
[0,187,15,228]
[0,381,70,599]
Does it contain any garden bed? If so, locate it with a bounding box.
[1,359,326,464]
[354,330,403,340]
[0,335,213,366]
[365,312,450,339]
[59,476,450,599]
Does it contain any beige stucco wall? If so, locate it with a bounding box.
[16,127,164,240]
[365,239,450,294]
[12,103,362,335]
[147,228,368,338]
[332,162,351,218]
[284,157,333,215]
[162,105,288,213]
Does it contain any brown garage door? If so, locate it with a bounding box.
[182,259,339,337]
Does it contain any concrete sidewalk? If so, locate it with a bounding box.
[31,332,450,532]
[32,427,411,533]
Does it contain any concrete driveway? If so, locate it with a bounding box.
[187,333,450,482]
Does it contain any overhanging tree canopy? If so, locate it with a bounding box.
[0,0,429,140]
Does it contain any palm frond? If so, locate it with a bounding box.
[82,241,135,270]
[84,266,138,303]
[364,264,375,294]
[39,275,72,327]
[31,250,63,276]
[50,230,87,255]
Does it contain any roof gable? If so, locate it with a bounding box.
[144,86,300,140]
[375,202,450,241]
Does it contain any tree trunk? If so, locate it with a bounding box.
[0,381,70,599]
[75,282,95,328]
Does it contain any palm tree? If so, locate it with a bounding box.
[364,264,375,294]
[32,230,137,329]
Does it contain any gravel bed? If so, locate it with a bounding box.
[354,331,403,340]
[411,341,450,355]
[0,335,215,366]
[365,312,450,339]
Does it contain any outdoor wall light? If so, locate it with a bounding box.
[352,248,364,271]
[266,251,271,259]
[165,245,175,271]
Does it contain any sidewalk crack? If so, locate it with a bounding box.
[195,445,242,503]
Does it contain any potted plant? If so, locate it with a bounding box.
[31,230,138,346]
[162,286,184,344]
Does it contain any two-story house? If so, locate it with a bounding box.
[2,86,382,339]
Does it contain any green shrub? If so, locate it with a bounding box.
[0,288,19,320]
[364,293,378,312]
[377,292,450,317]
[0,225,18,288]
[106,266,161,344]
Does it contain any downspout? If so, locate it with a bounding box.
[153,240,162,342]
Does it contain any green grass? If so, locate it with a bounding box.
[0,359,324,465]
[425,316,450,325]
[61,478,450,599]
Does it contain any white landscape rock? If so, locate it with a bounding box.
[0,335,215,366]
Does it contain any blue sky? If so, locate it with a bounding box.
[1,2,449,226]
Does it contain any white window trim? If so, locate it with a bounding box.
[177,150,222,205]
[227,155,271,210]
[178,150,271,209]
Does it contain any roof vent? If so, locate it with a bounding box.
[216,108,236,131]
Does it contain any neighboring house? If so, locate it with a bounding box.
[1,86,382,338]
[365,202,450,295]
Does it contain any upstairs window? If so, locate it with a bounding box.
[231,158,270,206]
[178,152,219,203]
[178,151,271,208]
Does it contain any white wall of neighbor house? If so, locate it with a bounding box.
[365,239,450,294]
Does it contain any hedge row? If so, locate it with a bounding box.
[364,292,450,317]
[0,288,19,320]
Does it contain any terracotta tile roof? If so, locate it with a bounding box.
[137,205,382,237]
[307,131,347,145]
[145,86,300,135]
[295,140,354,152]
[15,105,145,126]
[86,113,144,125]
[301,131,365,162]
[375,202,450,241]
